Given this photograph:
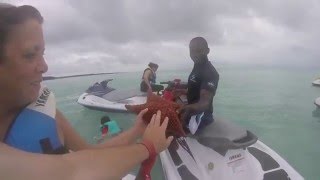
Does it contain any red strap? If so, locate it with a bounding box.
[136,139,157,180]
[138,139,156,158]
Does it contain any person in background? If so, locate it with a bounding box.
[177,37,219,133]
[0,3,173,180]
[94,115,122,143]
[140,62,164,93]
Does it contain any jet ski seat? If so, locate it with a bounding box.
[86,79,147,102]
[193,118,258,156]
[102,88,147,102]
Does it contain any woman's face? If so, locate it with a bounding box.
[0,19,48,106]
[152,67,158,72]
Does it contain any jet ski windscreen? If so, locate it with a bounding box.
[86,80,115,97]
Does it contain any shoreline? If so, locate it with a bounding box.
[43,72,119,81]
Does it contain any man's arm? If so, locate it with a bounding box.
[184,89,213,113]
[179,89,214,123]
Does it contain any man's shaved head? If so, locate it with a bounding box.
[189,37,210,63]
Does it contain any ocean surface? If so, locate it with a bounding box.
[44,64,320,180]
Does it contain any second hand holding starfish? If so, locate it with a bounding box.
[125,92,186,137]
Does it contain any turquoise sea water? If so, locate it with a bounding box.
[44,64,320,180]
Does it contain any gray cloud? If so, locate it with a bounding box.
[3,0,320,75]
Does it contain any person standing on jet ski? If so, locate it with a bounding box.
[177,37,219,132]
[140,62,164,93]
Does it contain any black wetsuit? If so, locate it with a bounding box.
[187,59,219,128]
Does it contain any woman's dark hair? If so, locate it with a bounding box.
[101,116,111,124]
[148,62,158,69]
[0,4,43,61]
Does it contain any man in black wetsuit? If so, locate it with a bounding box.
[178,37,219,132]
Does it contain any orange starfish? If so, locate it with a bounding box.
[125,92,186,137]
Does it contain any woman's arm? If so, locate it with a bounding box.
[57,109,148,150]
[0,140,148,180]
[1,111,172,180]
[95,108,148,148]
[143,70,152,91]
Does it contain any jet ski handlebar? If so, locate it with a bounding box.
[160,80,188,90]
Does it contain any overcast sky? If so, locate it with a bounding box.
[3,0,320,75]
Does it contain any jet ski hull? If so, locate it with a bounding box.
[77,93,146,112]
[159,117,303,180]
[315,97,320,108]
[160,138,303,180]
[77,79,148,112]
[122,174,135,180]
[312,79,320,87]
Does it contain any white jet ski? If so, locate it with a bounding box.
[159,118,304,180]
[78,79,186,112]
[77,79,147,112]
[315,97,320,108]
[312,79,320,87]
[122,174,136,180]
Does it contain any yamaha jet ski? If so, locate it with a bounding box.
[77,79,147,112]
[159,118,304,180]
[77,79,187,112]
[315,97,320,108]
[312,79,320,87]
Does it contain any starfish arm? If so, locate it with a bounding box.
[125,93,186,137]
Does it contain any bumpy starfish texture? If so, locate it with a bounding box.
[125,93,186,137]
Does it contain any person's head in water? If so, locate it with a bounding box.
[148,62,159,72]
[189,37,210,64]
[0,4,47,106]
[101,116,111,125]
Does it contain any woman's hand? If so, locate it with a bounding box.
[142,110,173,153]
[132,108,149,136]
[147,85,153,94]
